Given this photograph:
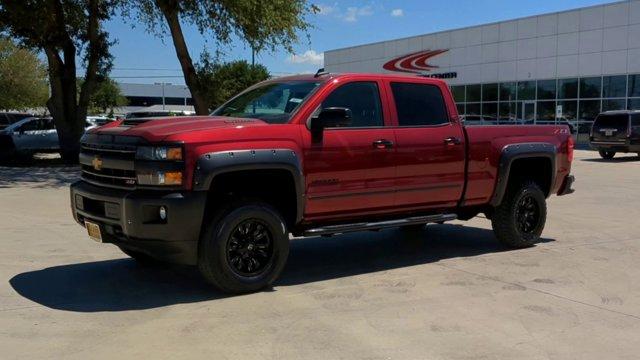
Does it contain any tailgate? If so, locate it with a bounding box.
[591,113,629,143]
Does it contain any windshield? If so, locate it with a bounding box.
[212,80,321,124]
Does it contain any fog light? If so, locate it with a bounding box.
[159,206,167,221]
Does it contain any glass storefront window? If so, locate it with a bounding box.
[482,102,498,121]
[602,75,627,98]
[557,100,577,121]
[579,100,601,121]
[537,101,556,121]
[517,81,536,100]
[482,83,498,102]
[629,75,640,97]
[603,99,626,111]
[466,85,481,102]
[558,78,578,99]
[465,103,481,115]
[499,82,517,101]
[537,80,556,100]
[456,103,465,116]
[451,86,465,102]
[580,77,602,98]
[499,102,518,122]
[628,98,640,110]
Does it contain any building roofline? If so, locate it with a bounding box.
[324,0,626,54]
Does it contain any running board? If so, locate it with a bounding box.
[304,214,457,237]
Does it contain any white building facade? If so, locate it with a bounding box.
[324,0,640,143]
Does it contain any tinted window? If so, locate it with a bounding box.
[537,80,556,100]
[451,86,465,102]
[19,119,40,132]
[628,75,640,97]
[593,114,629,132]
[517,81,536,100]
[482,83,498,102]
[580,77,601,98]
[603,75,627,98]
[391,82,449,126]
[499,82,516,101]
[466,85,481,102]
[559,78,578,99]
[322,82,383,127]
[632,114,640,127]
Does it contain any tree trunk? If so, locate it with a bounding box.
[159,2,210,115]
[44,0,105,163]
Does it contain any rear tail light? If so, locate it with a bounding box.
[567,136,575,162]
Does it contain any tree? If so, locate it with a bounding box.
[0,0,115,161]
[121,0,317,114]
[87,77,128,116]
[195,54,269,110]
[0,37,48,111]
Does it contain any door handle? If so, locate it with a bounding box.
[443,136,461,145]
[372,139,394,149]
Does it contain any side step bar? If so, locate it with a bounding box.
[304,213,457,237]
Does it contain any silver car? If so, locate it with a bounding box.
[0,117,59,154]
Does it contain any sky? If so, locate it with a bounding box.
[105,0,619,85]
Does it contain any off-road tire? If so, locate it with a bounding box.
[198,201,289,294]
[598,150,616,159]
[491,181,547,248]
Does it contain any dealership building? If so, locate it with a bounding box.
[324,0,640,143]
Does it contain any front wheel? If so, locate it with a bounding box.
[491,181,547,248]
[598,150,616,159]
[198,202,289,294]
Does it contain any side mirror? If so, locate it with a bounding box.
[310,107,352,135]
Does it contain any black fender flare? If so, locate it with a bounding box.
[192,149,305,223]
[490,143,556,206]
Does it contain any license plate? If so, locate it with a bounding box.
[85,221,103,242]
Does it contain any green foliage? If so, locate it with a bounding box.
[195,54,270,110]
[88,77,128,115]
[0,37,48,111]
[121,0,317,54]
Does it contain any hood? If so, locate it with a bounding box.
[92,116,269,142]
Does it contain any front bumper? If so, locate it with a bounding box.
[70,180,207,265]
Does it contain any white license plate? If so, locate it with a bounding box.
[85,221,103,242]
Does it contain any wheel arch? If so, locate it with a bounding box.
[193,149,305,227]
[490,143,556,207]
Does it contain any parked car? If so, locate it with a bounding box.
[71,73,575,294]
[0,117,96,158]
[0,112,34,131]
[589,110,640,159]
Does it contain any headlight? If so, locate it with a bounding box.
[136,146,183,161]
[137,171,183,186]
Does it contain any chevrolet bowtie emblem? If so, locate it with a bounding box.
[92,156,103,171]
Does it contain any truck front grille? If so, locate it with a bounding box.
[80,139,139,189]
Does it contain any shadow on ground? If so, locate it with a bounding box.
[9,224,554,312]
[0,157,79,188]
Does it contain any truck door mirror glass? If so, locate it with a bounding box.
[310,107,352,133]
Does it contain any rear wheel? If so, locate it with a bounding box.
[491,181,547,248]
[598,150,616,159]
[198,201,289,294]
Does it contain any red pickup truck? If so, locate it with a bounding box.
[71,73,575,293]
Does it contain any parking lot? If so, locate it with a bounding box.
[0,149,638,359]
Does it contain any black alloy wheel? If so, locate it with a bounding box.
[227,219,274,276]
[515,195,540,234]
[198,201,289,294]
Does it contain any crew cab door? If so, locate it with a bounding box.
[385,80,466,209]
[302,80,397,219]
